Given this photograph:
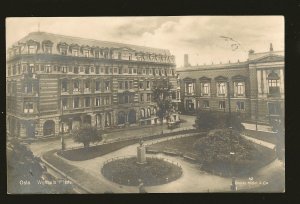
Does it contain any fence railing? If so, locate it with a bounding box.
[100,155,182,171]
[62,127,197,151]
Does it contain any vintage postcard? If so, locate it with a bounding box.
[6,16,284,193]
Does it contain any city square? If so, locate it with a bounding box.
[6,16,285,193]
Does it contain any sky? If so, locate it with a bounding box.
[6,16,284,69]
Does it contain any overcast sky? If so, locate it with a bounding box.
[6,16,284,68]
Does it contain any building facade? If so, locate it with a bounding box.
[178,45,284,124]
[6,32,180,138]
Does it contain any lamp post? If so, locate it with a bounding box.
[227,81,232,129]
[60,101,65,151]
[255,85,259,131]
[230,151,237,191]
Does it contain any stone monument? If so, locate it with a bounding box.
[137,139,147,164]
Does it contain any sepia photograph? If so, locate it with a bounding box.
[6,16,285,194]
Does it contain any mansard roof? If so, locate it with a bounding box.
[14,31,172,56]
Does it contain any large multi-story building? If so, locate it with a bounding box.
[178,44,284,124]
[6,31,180,138]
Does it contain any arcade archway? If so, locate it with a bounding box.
[43,120,55,136]
[128,110,136,124]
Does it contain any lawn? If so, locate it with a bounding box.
[58,129,198,161]
[147,130,277,177]
[101,157,182,186]
[148,133,206,155]
[243,129,280,144]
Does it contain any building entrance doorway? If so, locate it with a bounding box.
[43,120,55,136]
[128,110,136,124]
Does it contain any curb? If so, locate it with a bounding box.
[41,152,93,194]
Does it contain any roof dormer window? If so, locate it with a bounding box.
[28,45,37,54]
[60,47,67,55]
[57,42,68,55]
[42,40,53,54]
[73,49,79,56]
[84,50,90,58]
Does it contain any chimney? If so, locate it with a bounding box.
[270,43,273,51]
[248,49,255,55]
[229,60,231,64]
[237,59,240,63]
[184,54,189,67]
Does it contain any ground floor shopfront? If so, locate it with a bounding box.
[6,105,180,138]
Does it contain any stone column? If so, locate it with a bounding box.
[280,69,284,94]
[262,70,268,94]
[91,114,96,127]
[257,70,262,94]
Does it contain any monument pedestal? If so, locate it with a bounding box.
[137,146,146,164]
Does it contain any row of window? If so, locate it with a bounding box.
[9,44,175,64]
[62,96,111,109]
[61,80,152,93]
[185,81,246,97]
[140,107,157,118]
[7,64,175,77]
[140,93,152,102]
[61,80,111,93]
[187,100,245,111]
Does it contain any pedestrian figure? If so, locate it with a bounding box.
[231,177,237,191]
[139,182,147,193]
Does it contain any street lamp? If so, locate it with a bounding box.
[60,101,65,151]
[227,81,232,129]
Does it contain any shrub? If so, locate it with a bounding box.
[193,129,276,176]
[194,111,245,131]
[72,124,103,148]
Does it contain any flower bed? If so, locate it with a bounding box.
[101,157,182,186]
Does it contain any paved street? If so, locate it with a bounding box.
[29,115,196,157]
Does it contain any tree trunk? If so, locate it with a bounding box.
[161,117,164,135]
[84,142,90,149]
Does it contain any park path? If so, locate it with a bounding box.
[242,123,274,132]
[30,115,284,193]
[241,134,276,149]
[58,131,283,193]
[61,134,233,193]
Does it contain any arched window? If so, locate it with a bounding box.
[153,107,157,115]
[217,82,226,95]
[61,79,68,92]
[268,71,280,95]
[140,109,145,118]
[73,80,80,92]
[118,111,126,125]
[236,82,245,96]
